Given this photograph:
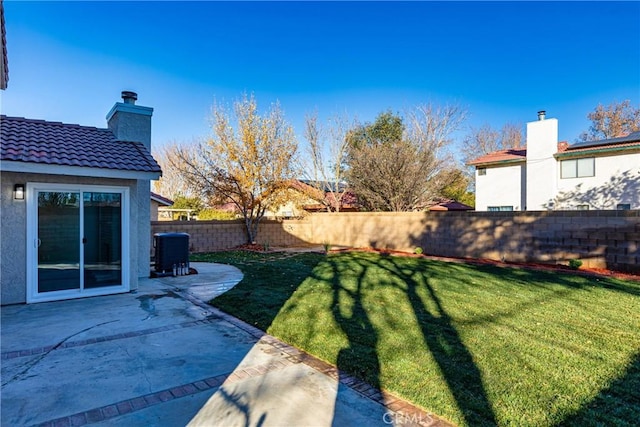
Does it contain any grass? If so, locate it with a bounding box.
[191,250,640,426]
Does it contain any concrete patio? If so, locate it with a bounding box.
[1,262,446,427]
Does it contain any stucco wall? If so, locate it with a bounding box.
[152,211,640,274]
[151,200,160,221]
[553,153,640,210]
[475,163,525,211]
[1,172,28,304]
[0,172,144,305]
[134,179,151,279]
[526,118,558,210]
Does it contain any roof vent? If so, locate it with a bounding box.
[537,110,546,121]
[121,91,138,105]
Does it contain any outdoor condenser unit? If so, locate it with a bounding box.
[154,232,190,274]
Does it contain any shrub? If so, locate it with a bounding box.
[197,209,238,221]
[414,247,423,255]
[568,259,583,270]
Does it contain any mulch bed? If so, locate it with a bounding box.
[330,247,640,283]
[234,243,268,252]
[227,244,639,282]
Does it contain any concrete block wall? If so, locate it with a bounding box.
[152,211,640,274]
[151,220,247,253]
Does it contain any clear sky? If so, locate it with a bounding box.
[2,1,639,163]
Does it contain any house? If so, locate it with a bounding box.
[261,180,360,218]
[1,92,162,304]
[468,111,640,211]
[151,191,174,221]
[428,200,474,211]
[296,180,359,213]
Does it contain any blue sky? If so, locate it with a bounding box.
[2,1,639,163]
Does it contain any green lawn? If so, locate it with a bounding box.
[191,251,640,426]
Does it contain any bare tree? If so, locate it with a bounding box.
[345,104,466,211]
[152,142,196,198]
[303,112,351,212]
[461,122,523,166]
[578,100,640,141]
[167,94,299,243]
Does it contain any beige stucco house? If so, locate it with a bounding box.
[1,92,161,304]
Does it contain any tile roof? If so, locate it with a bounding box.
[468,133,640,166]
[151,192,174,206]
[467,148,526,166]
[1,115,161,174]
[428,200,474,211]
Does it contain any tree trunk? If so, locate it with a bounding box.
[244,217,256,244]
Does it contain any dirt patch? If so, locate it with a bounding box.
[330,247,640,283]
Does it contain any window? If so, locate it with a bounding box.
[561,158,595,178]
[478,168,487,176]
[576,204,590,210]
[617,204,631,210]
[488,206,514,211]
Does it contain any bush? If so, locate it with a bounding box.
[197,209,238,221]
[568,259,583,270]
[414,247,423,255]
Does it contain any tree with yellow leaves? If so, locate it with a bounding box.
[167,94,299,243]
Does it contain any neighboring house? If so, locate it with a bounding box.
[468,111,640,211]
[1,92,162,304]
[150,191,174,221]
[428,200,474,211]
[262,180,359,218]
[297,180,359,213]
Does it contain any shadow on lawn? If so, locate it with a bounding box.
[323,253,497,426]
[326,259,384,427]
[393,258,498,426]
[204,250,640,426]
[322,252,640,426]
[559,352,640,426]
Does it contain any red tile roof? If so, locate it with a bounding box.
[428,200,474,211]
[467,148,526,166]
[1,115,161,173]
[468,135,640,166]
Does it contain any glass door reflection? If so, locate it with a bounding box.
[83,192,122,288]
[37,191,81,293]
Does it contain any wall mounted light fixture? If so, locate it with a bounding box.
[14,184,25,200]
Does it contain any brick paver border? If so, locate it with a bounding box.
[22,285,452,427]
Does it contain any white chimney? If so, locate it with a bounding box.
[526,111,558,210]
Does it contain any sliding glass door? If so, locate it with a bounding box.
[37,191,81,293]
[83,192,122,289]
[27,184,129,303]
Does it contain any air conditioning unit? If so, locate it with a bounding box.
[154,233,189,275]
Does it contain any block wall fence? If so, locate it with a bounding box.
[151,210,640,273]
